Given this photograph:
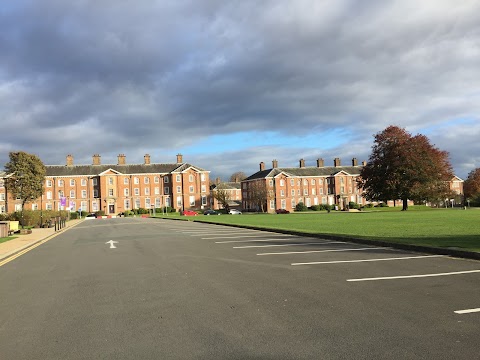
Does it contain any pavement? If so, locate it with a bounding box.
[0,219,84,261]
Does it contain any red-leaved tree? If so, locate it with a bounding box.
[359,126,454,210]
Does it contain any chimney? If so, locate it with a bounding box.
[92,154,101,166]
[117,154,126,165]
[144,154,151,165]
[299,159,305,168]
[272,159,278,168]
[362,160,367,166]
[260,162,265,171]
[176,154,183,163]
[352,158,358,166]
[334,158,341,167]
[66,154,74,166]
[215,177,221,185]
[316,158,324,168]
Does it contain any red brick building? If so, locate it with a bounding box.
[0,154,210,215]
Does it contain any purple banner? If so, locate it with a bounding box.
[60,197,67,207]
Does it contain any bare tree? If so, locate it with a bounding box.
[212,184,231,212]
[248,181,273,212]
[229,171,247,183]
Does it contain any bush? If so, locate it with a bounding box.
[363,203,375,209]
[95,210,105,216]
[348,202,360,210]
[295,202,308,212]
[310,205,322,211]
[375,202,389,208]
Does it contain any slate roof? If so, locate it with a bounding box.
[245,166,363,181]
[44,163,206,177]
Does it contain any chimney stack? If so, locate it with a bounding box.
[352,158,358,166]
[334,158,341,167]
[117,154,126,165]
[144,154,151,165]
[362,160,367,166]
[176,154,183,163]
[272,159,278,168]
[66,154,74,166]
[260,162,265,171]
[299,159,305,168]
[316,158,324,168]
[92,154,101,166]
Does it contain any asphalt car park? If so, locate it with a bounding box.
[164,219,480,317]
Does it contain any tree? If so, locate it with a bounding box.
[249,181,273,212]
[4,151,46,227]
[212,184,231,212]
[229,171,247,183]
[359,126,453,211]
[464,168,480,205]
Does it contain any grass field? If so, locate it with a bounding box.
[156,207,480,252]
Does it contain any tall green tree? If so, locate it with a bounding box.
[5,151,46,226]
[464,168,480,205]
[359,126,453,210]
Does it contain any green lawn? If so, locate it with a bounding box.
[155,208,480,252]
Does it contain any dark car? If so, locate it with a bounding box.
[85,213,97,218]
[204,210,221,215]
[275,209,290,214]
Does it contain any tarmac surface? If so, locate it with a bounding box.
[0,219,83,261]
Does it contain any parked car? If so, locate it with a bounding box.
[228,209,242,215]
[85,213,97,219]
[182,210,198,216]
[275,209,290,214]
[203,210,221,215]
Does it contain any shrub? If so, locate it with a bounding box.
[348,202,360,210]
[95,210,105,216]
[375,202,389,208]
[295,202,308,212]
[310,205,322,211]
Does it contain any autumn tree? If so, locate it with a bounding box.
[249,181,273,212]
[464,168,480,205]
[229,171,247,183]
[212,184,231,212]
[359,126,453,210]
[5,151,46,227]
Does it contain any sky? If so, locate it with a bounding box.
[1,0,479,180]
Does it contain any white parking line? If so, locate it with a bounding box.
[292,255,444,266]
[454,308,480,314]
[233,241,343,249]
[347,269,480,282]
[216,238,321,244]
[257,247,388,256]
[203,234,293,240]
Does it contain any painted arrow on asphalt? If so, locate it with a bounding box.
[106,240,119,249]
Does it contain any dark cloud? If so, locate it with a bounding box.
[1,0,479,179]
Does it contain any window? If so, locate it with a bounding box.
[189,174,194,182]
[46,191,52,200]
[145,188,150,195]
[201,185,206,193]
[201,196,207,206]
[145,198,151,208]
[82,190,87,198]
[189,196,195,206]
[134,188,140,196]
[303,179,308,186]
[154,177,159,183]
[269,180,274,187]
[70,179,75,186]
[47,179,53,187]
[144,177,149,184]
[189,186,194,193]
[109,177,114,185]
[58,190,64,197]
[154,187,160,195]
[281,199,286,209]
[165,197,171,207]
[280,189,285,197]
[164,177,169,183]
[270,200,275,209]
[32,203,38,211]
[165,187,170,194]
[304,189,308,196]
[320,188,324,195]
[15,204,22,211]
[81,201,87,211]
[177,196,182,207]
[201,174,206,182]
[134,177,139,184]
[280,180,285,186]
[291,189,295,196]
[176,175,181,182]
[93,190,98,198]
[124,177,129,185]
[176,186,181,194]
[92,202,98,211]
[311,179,315,185]
[70,190,75,198]
[312,188,316,195]
[81,179,87,186]
[58,180,64,186]
[297,189,300,195]
[290,179,294,186]
[0,205,5,213]
[46,203,53,210]
[291,199,296,208]
[93,178,98,186]
[135,199,141,209]
[0,193,4,200]
[124,188,129,196]
[155,198,161,208]
[109,189,114,196]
